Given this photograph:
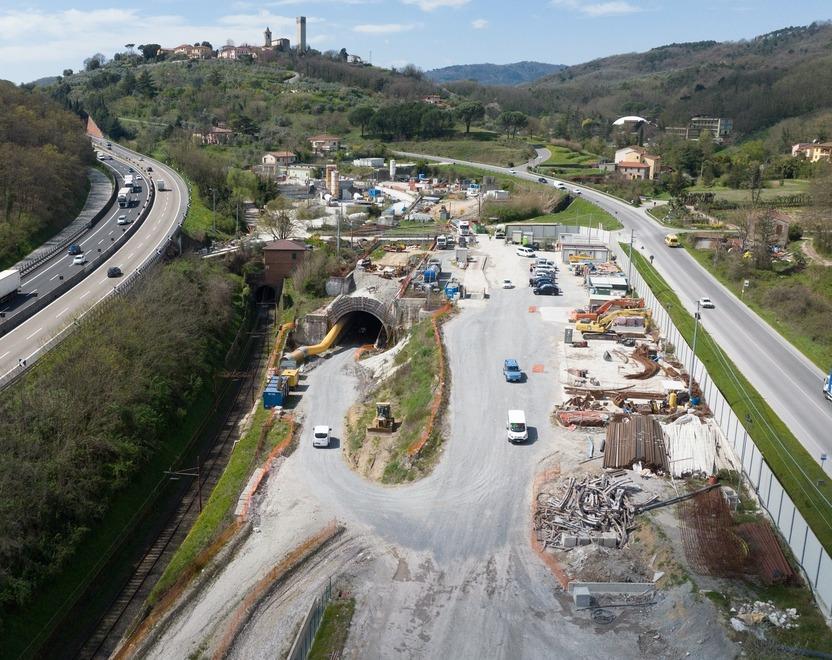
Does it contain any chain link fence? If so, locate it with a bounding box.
[287,577,334,660]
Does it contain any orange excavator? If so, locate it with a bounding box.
[569,297,644,323]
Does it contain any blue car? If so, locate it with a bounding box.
[503,359,523,382]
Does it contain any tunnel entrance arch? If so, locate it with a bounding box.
[327,295,393,347]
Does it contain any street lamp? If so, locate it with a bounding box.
[688,300,701,403]
[741,279,750,299]
[165,457,203,512]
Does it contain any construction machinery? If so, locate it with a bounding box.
[569,298,644,323]
[575,308,652,334]
[367,402,397,433]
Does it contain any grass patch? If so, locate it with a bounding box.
[541,145,598,167]
[685,179,810,203]
[531,197,622,230]
[625,246,832,556]
[646,204,672,222]
[180,186,236,242]
[347,317,444,483]
[393,136,535,167]
[308,598,355,660]
[683,244,832,371]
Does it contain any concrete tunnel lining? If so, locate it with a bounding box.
[326,295,394,345]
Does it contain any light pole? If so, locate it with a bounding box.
[165,456,202,512]
[688,300,701,403]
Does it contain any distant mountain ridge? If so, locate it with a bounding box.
[425,61,564,85]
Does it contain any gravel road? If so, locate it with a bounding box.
[143,239,735,659]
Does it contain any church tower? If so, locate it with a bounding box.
[264,26,272,48]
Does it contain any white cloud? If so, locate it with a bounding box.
[551,0,641,17]
[0,8,307,83]
[401,0,469,11]
[471,18,488,29]
[353,23,418,34]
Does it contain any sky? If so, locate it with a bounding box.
[1,0,831,83]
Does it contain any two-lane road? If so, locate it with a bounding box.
[0,144,188,381]
[396,149,832,465]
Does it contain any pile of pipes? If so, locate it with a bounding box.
[660,414,720,478]
[534,474,646,549]
[604,415,669,472]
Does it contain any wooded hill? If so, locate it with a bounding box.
[0,81,93,268]
[447,22,832,140]
[426,61,564,85]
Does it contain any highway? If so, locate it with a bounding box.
[397,149,832,466]
[0,142,189,382]
[0,157,150,321]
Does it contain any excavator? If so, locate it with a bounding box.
[575,308,652,335]
[569,297,644,323]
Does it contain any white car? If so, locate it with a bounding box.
[516,246,535,257]
[699,297,715,309]
[502,279,514,289]
[117,214,129,225]
[509,169,517,174]
[572,188,582,195]
[312,425,331,448]
[556,183,567,190]
[72,254,85,265]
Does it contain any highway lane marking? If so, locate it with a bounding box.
[80,291,90,299]
[56,307,69,318]
[0,351,9,360]
[127,252,134,259]
[25,327,42,341]
[99,238,105,245]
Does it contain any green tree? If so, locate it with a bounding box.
[138,43,161,60]
[135,70,157,98]
[348,106,375,137]
[455,101,485,134]
[119,70,136,96]
[83,53,105,71]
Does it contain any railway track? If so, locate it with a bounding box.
[75,306,273,660]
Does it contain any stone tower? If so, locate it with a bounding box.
[264,26,272,48]
[296,16,306,52]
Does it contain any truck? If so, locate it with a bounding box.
[458,220,470,236]
[156,179,166,191]
[824,370,832,402]
[436,235,447,249]
[117,186,132,208]
[0,269,21,303]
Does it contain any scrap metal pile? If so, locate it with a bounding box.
[534,473,653,549]
[604,415,669,472]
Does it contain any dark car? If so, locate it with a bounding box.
[147,166,153,172]
[67,243,82,256]
[107,266,123,278]
[537,177,547,184]
[530,275,555,287]
[533,283,559,296]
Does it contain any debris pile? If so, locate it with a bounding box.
[730,601,799,630]
[736,521,796,585]
[604,416,669,472]
[534,474,650,549]
[624,344,660,380]
[660,414,720,477]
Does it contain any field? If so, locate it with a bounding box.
[530,197,622,230]
[541,145,599,167]
[685,179,810,203]
[393,132,535,167]
[626,246,832,556]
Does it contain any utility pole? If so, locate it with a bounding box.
[626,229,635,293]
[336,203,341,258]
[688,300,701,403]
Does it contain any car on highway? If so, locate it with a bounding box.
[312,425,331,448]
[516,246,535,258]
[699,297,715,309]
[106,141,112,148]
[509,169,517,174]
[117,214,129,225]
[67,243,82,256]
[572,188,582,195]
[107,266,122,278]
[147,166,153,172]
[71,254,86,265]
[556,183,567,190]
[537,177,547,184]
[503,359,523,383]
[502,279,514,289]
[128,167,134,173]
[533,283,559,296]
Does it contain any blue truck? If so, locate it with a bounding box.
[503,359,523,383]
[263,375,290,409]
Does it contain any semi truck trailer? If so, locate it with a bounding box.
[0,269,21,302]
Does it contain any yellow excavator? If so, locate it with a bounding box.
[575,308,652,334]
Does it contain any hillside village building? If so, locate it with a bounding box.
[665,117,733,143]
[791,142,832,162]
[614,146,661,180]
[164,21,304,62]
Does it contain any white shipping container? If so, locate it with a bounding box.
[0,268,21,301]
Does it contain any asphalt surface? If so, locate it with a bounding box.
[0,142,189,381]
[143,240,735,659]
[0,157,150,321]
[395,149,832,466]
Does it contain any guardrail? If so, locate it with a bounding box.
[286,577,333,660]
[609,234,832,619]
[0,151,189,392]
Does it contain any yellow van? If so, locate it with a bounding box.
[664,234,680,247]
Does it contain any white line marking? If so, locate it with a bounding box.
[0,351,9,360]
[80,291,90,299]
[56,307,69,317]
[26,327,42,340]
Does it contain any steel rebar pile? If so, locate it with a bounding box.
[604,415,669,472]
[534,474,644,549]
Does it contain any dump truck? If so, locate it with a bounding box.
[575,309,652,334]
[0,269,21,303]
[569,298,644,323]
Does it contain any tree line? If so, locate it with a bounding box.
[0,258,241,621]
[0,82,93,268]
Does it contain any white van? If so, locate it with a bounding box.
[516,246,535,258]
[506,409,528,443]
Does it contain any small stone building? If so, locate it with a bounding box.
[263,239,308,288]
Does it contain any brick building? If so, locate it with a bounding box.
[263,239,308,288]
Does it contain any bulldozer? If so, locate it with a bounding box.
[367,402,397,433]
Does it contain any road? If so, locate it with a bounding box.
[0,142,189,381]
[0,157,150,323]
[144,239,733,660]
[395,149,832,466]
